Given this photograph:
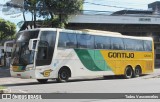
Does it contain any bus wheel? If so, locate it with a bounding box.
[37,79,48,84]
[124,66,133,79]
[56,68,70,83]
[134,67,142,77]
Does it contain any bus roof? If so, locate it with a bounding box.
[79,29,122,35]
[21,28,153,41]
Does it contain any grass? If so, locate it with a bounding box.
[0,86,6,90]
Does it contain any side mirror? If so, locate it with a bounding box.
[29,39,37,50]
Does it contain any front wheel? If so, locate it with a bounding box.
[124,66,133,79]
[56,69,70,83]
[37,79,48,84]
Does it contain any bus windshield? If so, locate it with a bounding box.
[11,30,39,66]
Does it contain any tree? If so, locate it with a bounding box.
[44,0,83,28]
[2,0,23,16]
[24,0,84,28]
[0,18,16,41]
[3,0,83,28]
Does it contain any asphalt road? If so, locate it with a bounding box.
[0,67,10,78]
[0,67,160,93]
[0,67,160,102]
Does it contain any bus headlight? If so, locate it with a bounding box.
[26,67,33,71]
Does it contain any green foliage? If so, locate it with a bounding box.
[45,0,83,28]
[24,0,84,28]
[0,18,16,40]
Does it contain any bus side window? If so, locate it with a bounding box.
[77,34,94,49]
[144,40,152,51]
[111,37,124,50]
[58,32,77,48]
[95,35,111,49]
[124,39,135,51]
[124,39,144,51]
[135,40,144,51]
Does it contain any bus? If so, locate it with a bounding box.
[0,40,14,66]
[10,28,154,83]
[0,46,4,66]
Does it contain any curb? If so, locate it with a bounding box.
[143,74,160,79]
[0,89,11,93]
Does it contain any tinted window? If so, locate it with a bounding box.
[111,37,124,50]
[11,31,39,66]
[144,40,152,51]
[124,38,144,51]
[16,31,39,42]
[95,36,111,49]
[77,34,94,49]
[124,39,136,51]
[58,32,77,48]
[36,31,56,66]
[134,40,144,51]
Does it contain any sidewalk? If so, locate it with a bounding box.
[140,68,160,79]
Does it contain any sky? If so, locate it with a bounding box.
[0,0,159,31]
[83,0,159,11]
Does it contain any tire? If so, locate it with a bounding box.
[124,66,133,79]
[134,67,141,77]
[37,79,48,84]
[56,68,70,83]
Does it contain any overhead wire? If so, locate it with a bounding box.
[84,1,147,10]
[101,0,148,6]
[0,1,155,16]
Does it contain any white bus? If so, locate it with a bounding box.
[0,41,14,66]
[10,28,154,83]
[0,46,4,66]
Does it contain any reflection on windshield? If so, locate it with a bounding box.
[12,42,34,65]
[11,30,39,66]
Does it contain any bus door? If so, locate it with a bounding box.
[36,31,57,66]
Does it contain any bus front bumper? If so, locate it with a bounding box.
[10,67,57,79]
[10,70,36,79]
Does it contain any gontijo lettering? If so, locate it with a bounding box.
[108,52,134,58]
